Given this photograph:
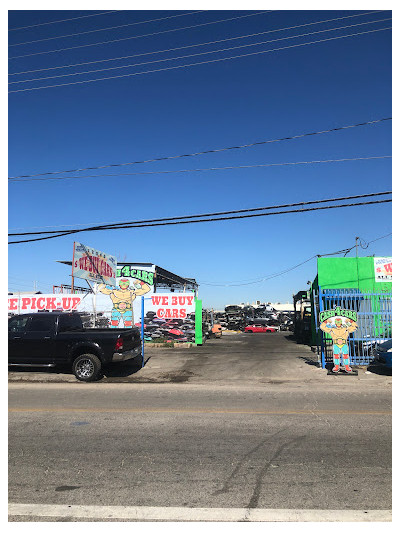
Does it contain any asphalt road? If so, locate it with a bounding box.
[8,333,392,522]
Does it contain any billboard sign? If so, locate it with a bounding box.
[72,242,117,286]
[96,264,155,328]
[374,257,392,283]
[8,294,83,313]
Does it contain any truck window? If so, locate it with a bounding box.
[58,314,82,332]
[8,316,29,333]
[26,316,55,333]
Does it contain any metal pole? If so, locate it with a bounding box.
[71,242,76,294]
[355,236,360,290]
[93,283,97,328]
[318,286,325,369]
[141,296,145,368]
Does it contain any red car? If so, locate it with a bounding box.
[244,324,276,333]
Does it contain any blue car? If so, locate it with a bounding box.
[374,340,392,369]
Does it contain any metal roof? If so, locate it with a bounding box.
[56,261,198,289]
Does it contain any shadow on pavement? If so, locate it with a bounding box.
[366,363,392,376]
[297,356,320,368]
[8,365,72,376]
[102,357,149,378]
[8,356,149,381]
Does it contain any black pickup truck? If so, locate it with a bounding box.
[8,312,142,381]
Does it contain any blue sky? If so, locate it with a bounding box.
[8,8,392,308]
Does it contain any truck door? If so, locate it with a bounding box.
[22,314,57,363]
[8,315,30,361]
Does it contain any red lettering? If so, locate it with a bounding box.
[186,296,194,306]
[21,298,31,310]
[178,296,186,305]
[152,296,162,305]
[71,297,81,309]
[37,297,45,310]
[172,309,178,318]
[161,296,168,305]
[384,263,392,273]
[62,297,72,309]
[8,298,18,311]
[30,298,37,310]
[46,297,57,310]
[156,309,164,318]
[179,309,187,318]
[171,296,177,305]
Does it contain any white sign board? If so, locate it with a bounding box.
[8,294,84,313]
[374,257,392,283]
[73,242,117,286]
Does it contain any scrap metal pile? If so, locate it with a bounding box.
[135,311,197,343]
[213,304,294,332]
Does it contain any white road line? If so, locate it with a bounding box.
[8,504,392,522]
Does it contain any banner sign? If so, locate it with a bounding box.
[140,293,196,343]
[8,294,83,313]
[148,294,195,319]
[73,242,117,286]
[374,257,392,283]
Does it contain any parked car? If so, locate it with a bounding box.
[373,339,392,369]
[244,324,277,333]
[8,312,141,381]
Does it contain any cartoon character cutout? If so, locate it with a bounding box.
[98,278,151,328]
[320,316,358,373]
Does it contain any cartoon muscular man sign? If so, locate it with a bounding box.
[98,278,151,328]
[320,316,358,373]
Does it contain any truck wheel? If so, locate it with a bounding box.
[73,354,102,382]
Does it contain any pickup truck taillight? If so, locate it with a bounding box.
[115,338,124,351]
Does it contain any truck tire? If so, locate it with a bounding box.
[72,353,102,382]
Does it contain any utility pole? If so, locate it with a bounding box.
[355,236,360,290]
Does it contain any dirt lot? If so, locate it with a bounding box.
[8,331,392,387]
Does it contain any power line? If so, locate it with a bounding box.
[9,118,392,180]
[8,11,119,31]
[198,233,392,286]
[8,192,392,234]
[8,200,392,245]
[9,11,271,59]
[10,17,391,85]
[8,155,392,184]
[9,10,385,76]
[9,27,392,93]
[10,191,391,235]
[9,11,206,46]
[8,193,392,244]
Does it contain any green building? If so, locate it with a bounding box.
[310,256,392,346]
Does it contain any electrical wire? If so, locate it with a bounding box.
[8,195,392,244]
[9,191,391,236]
[359,232,392,249]
[9,117,392,180]
[9,11,119,31]
[198,233,392,286]
[9,11,272,59]
[10,17,391,85]
[9,27,392,93]
[9,11,206,46]
[8,155,392,184]
[8,10,385,76]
